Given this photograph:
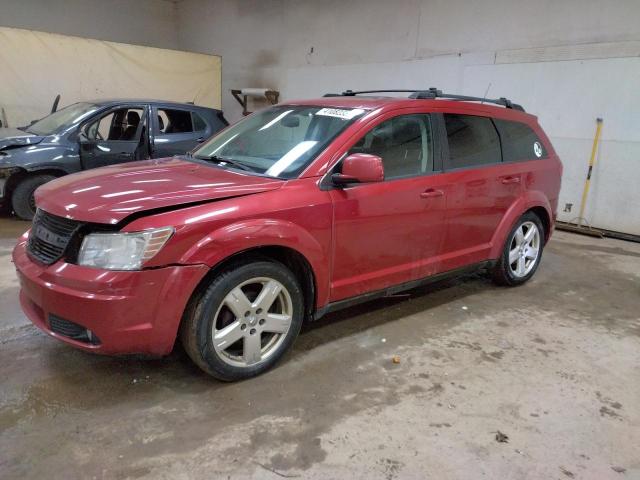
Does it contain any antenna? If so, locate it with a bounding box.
[481,83,492,104]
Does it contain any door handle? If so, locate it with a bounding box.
[420,188,444,198]
[500,176,521,184]
[196,137,205,143]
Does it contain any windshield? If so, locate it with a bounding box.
[192,105,366,178]
[26,102,100,135]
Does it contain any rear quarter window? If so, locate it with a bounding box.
[494,119,547,162]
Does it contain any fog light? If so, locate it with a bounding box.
[48,314,100,345]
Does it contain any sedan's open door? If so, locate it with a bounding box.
[79,106,150,170]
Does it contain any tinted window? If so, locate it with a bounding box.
[349,114,433,180]
[494,119,547,161]
[444,114,501,169]
[158,109,193,134]
[193,112,207,131]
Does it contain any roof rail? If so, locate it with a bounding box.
[322,87,525,111]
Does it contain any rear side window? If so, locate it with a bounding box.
[494,119,547,161]
[193,112,207,131]
[444,114,501,169]
[157,108,194,134]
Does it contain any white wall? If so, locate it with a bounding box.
[0,0,179,49]
[177,0,640,236]
[2,0,638,235]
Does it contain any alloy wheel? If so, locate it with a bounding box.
[508,221,541,278]
[211,277,293,367]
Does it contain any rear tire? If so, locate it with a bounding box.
[180,260,304,381]
[12,174,56,220]
[492,212,545,286]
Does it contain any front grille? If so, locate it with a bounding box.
[49,314,99,344]
[27,209,82,265]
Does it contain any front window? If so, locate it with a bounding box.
[192,105,366,178]
[26,102,100,135]
[348,114,433,180]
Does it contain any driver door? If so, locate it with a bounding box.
[79,106,150,169]
[328,111,449,302]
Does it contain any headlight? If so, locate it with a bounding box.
[78,227,174,270]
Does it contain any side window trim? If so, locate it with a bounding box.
[491,117,505,165]
[432,113,447,173]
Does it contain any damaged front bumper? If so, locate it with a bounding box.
[0,165,20,199]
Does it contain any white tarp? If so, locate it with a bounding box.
[0,27,221,127]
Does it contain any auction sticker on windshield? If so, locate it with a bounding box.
[316,108,364,120]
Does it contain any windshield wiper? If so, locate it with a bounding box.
[195,154,256,173]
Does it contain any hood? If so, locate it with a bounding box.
[35,157,285,224]
[0,128,45,150]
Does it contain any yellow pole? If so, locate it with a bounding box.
[578,118,603,227]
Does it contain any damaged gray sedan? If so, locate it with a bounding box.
[0,99,227,219]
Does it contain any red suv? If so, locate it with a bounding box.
[13,89,562,380]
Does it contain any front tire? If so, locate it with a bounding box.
[181,260,304,381]
[492,212,545,286]
[12,174,56,220]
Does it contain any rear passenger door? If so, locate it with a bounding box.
[151,106,208,158]
[437,113,522,271]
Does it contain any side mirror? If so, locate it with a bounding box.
[332,153,384,185]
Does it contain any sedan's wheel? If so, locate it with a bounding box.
[492,212,545,286]
[11,174,56,220]
[181,260,303,381]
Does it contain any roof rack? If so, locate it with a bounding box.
[323,87,525,111]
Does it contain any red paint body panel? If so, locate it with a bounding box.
[13,239,208,355]
[329,174,447,300]
[35,157,284,224]
[14,95,562,356]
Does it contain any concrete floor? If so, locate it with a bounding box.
[1,216,639,480]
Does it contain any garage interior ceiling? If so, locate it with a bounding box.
[1,0,638,236]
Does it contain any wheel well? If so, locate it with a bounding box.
[527,206,551,243]
[6,168,67,198]
[185,246,317,323]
